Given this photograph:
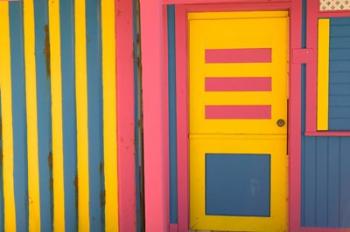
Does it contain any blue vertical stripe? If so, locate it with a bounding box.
[34,0,53,230]
[86,0,104,230]
[133,0,143,230]
[9,3,29,231]
[167,4,178,224]
[59,0,78,230]
[340,140,350,227]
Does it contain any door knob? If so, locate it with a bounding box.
[277,119,286,127]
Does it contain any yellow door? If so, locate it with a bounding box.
[189,11,289,232]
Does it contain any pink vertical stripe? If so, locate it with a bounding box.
[205,77,272,91]
[205,105,272,119]
[175,5,189,232]
[205,48,272,63]
[116,0,136,231]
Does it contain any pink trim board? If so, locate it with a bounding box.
[140,1,170,231]
[116,0,136,230]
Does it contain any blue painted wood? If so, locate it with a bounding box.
[327,137,341,226]
[330,84,350,95]
[340,139,350,227]
[9,3,29,231]
[60,0,78,230]
[330,37,350,49]
[330,49,350,60]
[86,0,104,230]
[205,154,271,217]
[302,136,317,226]
[132,0,143,231]
[315,137,328,226]
[34,0,53,230]
[331,18,350,25]
[330,27,350,37]
[329,96,350,106]
[329,107,350,118]
[167,5,178,224]
[329,72,350,83]
[329,18,350,131]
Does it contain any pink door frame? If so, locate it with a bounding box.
[140,0,350,231]
[174,2,300,232]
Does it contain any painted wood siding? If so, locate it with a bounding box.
[329,17,350,131]
[302,70,350,228]
[0,0,119,231]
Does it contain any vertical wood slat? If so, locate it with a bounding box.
[101,0,119,230]
[74,0,91,230]
[48,0,66,230]
[317,19,330,131]
[23,0,42,230]
[0,3,17,231]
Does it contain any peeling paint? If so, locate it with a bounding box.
[44,24,51,78]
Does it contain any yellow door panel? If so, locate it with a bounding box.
[189,11,289,232]
[190,136,288,232]
[189,11,289,135]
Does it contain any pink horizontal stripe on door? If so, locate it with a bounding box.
[205,105,272,119]
[205,48,272,63]
[205,77,272,91]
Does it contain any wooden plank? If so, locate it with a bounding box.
[101,0,118,230]
[23,0,42,229]
[74,0,91,230]
[48,0,66,230]
[0,3,17,231]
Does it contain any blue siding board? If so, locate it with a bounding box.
[60,0,78,230]
[329,107,350,118]
[330,84,350,95]
[329,18,350,130]
[303,136,317,226]
[329,96,350,106]
[330,49,350,60]
[315,138,328,227]
[329,72,350,83]
[329,119,350,131]
[167,5,178,224]
[340,140,350,227]
[9,3,29,231]
[329,62,350,72]
[86,0,104,230]
[34,0,53,230]
[327,137,341,226]
[331,18,350,25]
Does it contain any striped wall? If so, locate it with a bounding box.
[0,0,119,231]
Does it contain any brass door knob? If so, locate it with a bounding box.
[277,119,286,127]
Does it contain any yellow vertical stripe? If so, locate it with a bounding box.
[48,0,66,231]
[0,4,17,231]
[317,19,330,131]
[23,0,42,230]
[101,0,118,231]
[75,0,90,231]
